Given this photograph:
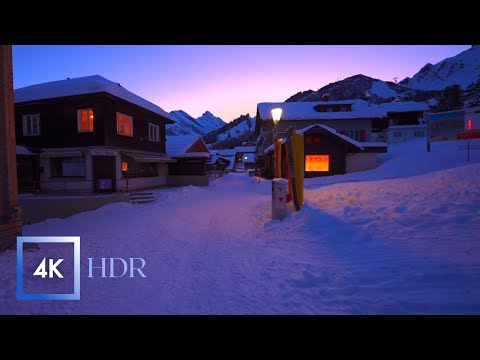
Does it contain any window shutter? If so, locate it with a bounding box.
[359,130,366,142]
[22,116,28,136]
[77,110,81,132]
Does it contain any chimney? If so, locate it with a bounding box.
[321,93,330,102]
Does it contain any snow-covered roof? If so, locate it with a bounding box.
[257,100,385,121]
[388,124,427,129]
[264,144,274,153]
[379,101,430,113]
[16,145,35,155]
[234,146,256,153]
[218,149,236,157]
[166,135,208,157]
[258,100,430,121]
[208,155,221,164]
[14,75,172,120]
[298,124,363,149]
[172,152,210,159]
[264,125,387,152]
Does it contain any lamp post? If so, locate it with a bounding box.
[271,108,282,178]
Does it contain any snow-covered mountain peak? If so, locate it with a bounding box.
[400,46,480,90]
[167,110,225,136]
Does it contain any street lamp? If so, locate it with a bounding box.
[271,108,282,178]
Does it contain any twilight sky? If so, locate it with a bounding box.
[13,45,470,122]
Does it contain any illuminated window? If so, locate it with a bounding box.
[313,137,320,144]
[22,114,41,136]
[467,119,473,130]
[116,112,133,136]
[148,123,160,142]
[305,155,329,172]
[305,137,311,144]
[121,161,128,172]
[77,109,94,132]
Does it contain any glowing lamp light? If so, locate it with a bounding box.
[89,114,94,119]
[271,108,282,124]
[467,119,473,130]
[121,161,128,172]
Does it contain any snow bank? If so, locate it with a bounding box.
[1,139,479,314]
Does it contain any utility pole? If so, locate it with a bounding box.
[0,45,22,251]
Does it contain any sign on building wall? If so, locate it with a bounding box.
[428,110,465,142]
[90,150,118,156]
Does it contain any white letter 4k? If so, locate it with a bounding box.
[33,258,64,278]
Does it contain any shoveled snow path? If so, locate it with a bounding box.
[1,163,479,314]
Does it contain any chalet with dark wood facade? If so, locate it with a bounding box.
[260,124,387,178]
[166,135,211,186]
[14,75,175,193]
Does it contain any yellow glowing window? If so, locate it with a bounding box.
[77,109,94,132]
[116,112,133,137]
[305,155,329,172]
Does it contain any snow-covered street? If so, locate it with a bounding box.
[1,139,480,314]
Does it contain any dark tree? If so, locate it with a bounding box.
[435,84,464,112]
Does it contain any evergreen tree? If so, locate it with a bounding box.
[435,84,463,112]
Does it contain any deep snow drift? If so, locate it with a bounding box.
[1,138,479,314]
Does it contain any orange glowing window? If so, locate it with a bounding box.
[116,112,133,137]
[121,161,128,172]
[77,109,94,132]
[467,119,473,130]
[305,155,329,172]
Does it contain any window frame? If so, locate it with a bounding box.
[116,112,134,137]
[148,122,160,142]
[77,108,94,133]
[22,114,41,136]
[50,157,86,178]
[347,130,360,141]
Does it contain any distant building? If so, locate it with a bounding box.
[234,146,256,171]
[212,149,236,172]
[387,125,427,143]
[166,135,211,186]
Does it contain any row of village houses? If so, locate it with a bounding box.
[14,74,440,194]
[14,75,260,194]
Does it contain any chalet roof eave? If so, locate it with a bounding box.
[15,90,175,124]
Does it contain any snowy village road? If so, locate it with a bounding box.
[1,150,480,314]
